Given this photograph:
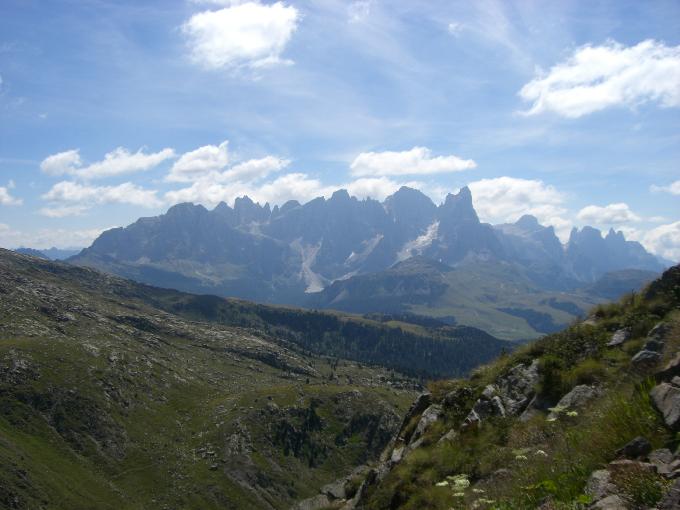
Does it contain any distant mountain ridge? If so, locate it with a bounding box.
[70,186,667,338]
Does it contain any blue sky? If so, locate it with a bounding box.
[0,0,679,259]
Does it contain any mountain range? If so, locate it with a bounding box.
[68,186,667,340]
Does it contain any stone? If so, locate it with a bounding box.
[631,349,662,367]
[649,448,675,477]
[607,328,630,347]
[322,479,347,500]
[399,392,432,442]
[437,428,457,444]
[591,495,629,509]
[608,459,656,474]
[410,405,443,444]
[643,339,665,352]
[585,470,615,500]
[648,322,672,341]
[657,353,680,382]
[651,383,680,430]
[294,494,333,510]
[615,436,652,459]
[547,385,599,419]
[657,478,680,510]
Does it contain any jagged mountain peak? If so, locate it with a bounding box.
[515,214,541,230]
[439,186,479,223]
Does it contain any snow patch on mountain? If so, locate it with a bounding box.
[396,222,439,262]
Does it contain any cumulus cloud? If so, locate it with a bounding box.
[576,203,641,225]
[221,155,290,181]
[182,1,299,70]
[40,147,174,179]
[350,147,476,177]
[642,220,680,262]
[651,179,680,196]
[0,186,22,206]
[520,39,680,118]
[0,223,110,250]
[167,141,230,182]
[40,149,82,176]
[468,176,571,239]
[42,181,162,209]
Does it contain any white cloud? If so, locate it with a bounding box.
[348,1,371,23]
[350,147,476,177]
[221,155,290,181]
[167,141,230,182]
[468,176,571,239]
[78,147,175,179]
[40,149,82,176]
[38,205,89,218]
[447,21,463,36]
[520,40,680,118]
[0,223,110,250]
[0,186,22,206]
[182,1,299,70]
[40,147,174,179]
[42,181,162,209]
[642,220,680,262]
[576,203,641,225]
[651,179,680,196]
[164,171,421,209]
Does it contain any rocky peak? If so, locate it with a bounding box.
[439,186,479,223]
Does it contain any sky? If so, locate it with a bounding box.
[0,0,679,260]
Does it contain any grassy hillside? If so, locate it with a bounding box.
[0,249,423,509]
[352,264,680,509]
[313,259,605,341]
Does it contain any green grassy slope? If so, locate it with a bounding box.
[1,249,422,509]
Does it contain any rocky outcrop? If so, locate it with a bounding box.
[607,327,631,347]
[463,360,540,427]
[651,380,680,431]
[547,384,601,420]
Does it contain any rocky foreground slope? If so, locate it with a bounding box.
[297,264,680,509]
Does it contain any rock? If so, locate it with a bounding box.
[494,360,540,415]
[410,405,443,444]
[607,328,630,347]
[616,436,652,459]
[437,428,457,444]
[631,349,662,367]
[442,386,473,410]
[608,459,656,474]
[547,385,600,419]
[643,339,665,352]
[651,383,680,430]
[294,494,333,510]
[648,448,675,477]
[657,478,680,509]
[399,392,432,441]
[648,322,672,341]
[585,470,615,500]
[322,479,347,500]
[591,494,629,509]
[656,353,680,382]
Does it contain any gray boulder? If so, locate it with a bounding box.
[607,328,630,347]
[548,385,600,419]
[656,353,680,382]
[631,349,661,367]
[651,382,680,431]
[615,436,651,459]
[585,470,615,500]
[591,494,629,509]
[410,404,443,444]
